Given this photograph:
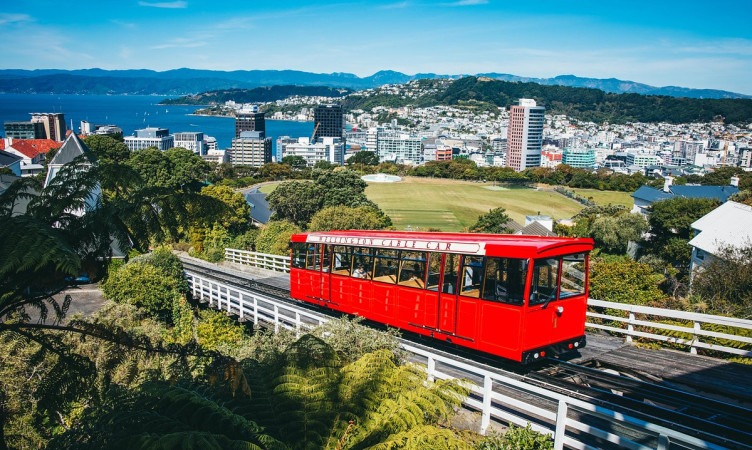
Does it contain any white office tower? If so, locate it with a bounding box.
[506,99,545,171]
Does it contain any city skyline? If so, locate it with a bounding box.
[1,0,751,94]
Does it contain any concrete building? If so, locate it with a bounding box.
[506,99,544,171]
[313,104,344,141]
[235,111,265,138]
[377,133,423,165]
[276,136,299,163]
[282,137,345,166]
[562,147,596,169]
[173,131,206,155]
[229,131,272,167]
[201,149,229,164]
[124,127,174,151]
[626,152,662,169]
[4,121,46,139]
[30,113,66,141]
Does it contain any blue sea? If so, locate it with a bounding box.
[0,93,314,153]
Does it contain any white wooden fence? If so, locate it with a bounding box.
[185,268,730,450]
[224,248,291,273]
[225,249,752,359]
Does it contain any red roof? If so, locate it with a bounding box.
[0,139,60,159]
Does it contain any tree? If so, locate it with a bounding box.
[469,207,513,234]
[646,197,719,268]
[589,213,648,255]
[84,135,130,163]
[691,244,752,317]
[281,155,308,170]
[347,150,379,166]
[127,147,209,191]
[590,258,666,305]
[308,205,392,231]
[266,181,324,227]
[255,220,302,255]
[199,185,252,235]
[258,162,293,180]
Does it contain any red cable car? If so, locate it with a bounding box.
[289,231,594,363]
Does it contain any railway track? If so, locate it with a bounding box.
[182,259,752,449]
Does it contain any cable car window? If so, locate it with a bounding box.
[559,254,586,298]
[482,257,527,305]
[291,243,307,269]
[441,253,460,295]
[460,256,484,298]
[332,246,352,276]
[373,249,399,284]
[426,252,441,291]
[398,251,427,289]
[321,245,332,272]
[305,244,317,271]
[351,247,374,280]
[529,258,560,306]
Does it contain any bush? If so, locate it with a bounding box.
[196,309,246,351]
[475,424,553,450]
[590,258,666,306]
[255,220,301,255]
[103,248,188,321]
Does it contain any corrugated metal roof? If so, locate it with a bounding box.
[245,191,272,224]
[631,185,673,202]
[49,133,94,166]
[669,185,739,202]
[688,201,752,255]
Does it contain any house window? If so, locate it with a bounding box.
[695,249,704,260]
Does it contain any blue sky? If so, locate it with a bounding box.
[1,0,751,94]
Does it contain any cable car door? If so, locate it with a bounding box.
[319,244,332,303]
[438,253,460,334]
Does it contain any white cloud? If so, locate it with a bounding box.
[138,1,187,8]
[0,13,34,25]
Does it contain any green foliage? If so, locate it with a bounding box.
[692,244,752,317]
[589,213,648,255]
[646,197,719,268]
[196,309,246,351]
[255,220,301,256]
[84,135,130,163]
[347,150,380,166]
[228,229,260,251]
[590,258,666,305]
[103,262,182,320]
[127,147,210,191]
[200,184,252,235]
[308,205,393,232]
[281,155,308,169]
[309,317,404,363]
[475,424,553,450]
[469,207,513,234]
[267,181,323,227]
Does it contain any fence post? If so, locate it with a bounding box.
[480,375,492,435]
[554,399,568,450]
[691,321,701,355]
[295,311,301,337]
[239,294,244,320]
[274,304,279,333]
[626,312,635,343]
[253,297,259,326]
[427,356,436,383]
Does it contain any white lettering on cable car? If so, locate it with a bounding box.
[307,235,485,255]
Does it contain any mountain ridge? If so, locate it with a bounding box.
[0,68,748,99]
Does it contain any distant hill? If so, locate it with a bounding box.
[160,86,352,105]
[0,68,749,99]
[343,77,752,124]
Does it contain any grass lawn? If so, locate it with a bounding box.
[365,177,584,232]
[570,188,633,208]
[257,182,284,194]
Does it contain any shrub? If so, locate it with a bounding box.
[255,220,301,256]
[196,309,245,351]
[102,261,183,321]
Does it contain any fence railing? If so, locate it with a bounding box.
[184,267,729,450]
[224,248,291,273]
[587,299,752,358]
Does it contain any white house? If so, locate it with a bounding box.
[688,201,752,277]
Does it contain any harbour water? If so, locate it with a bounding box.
[0,93,314,152]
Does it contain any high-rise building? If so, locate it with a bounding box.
[377,133,423,165]
[506,99,544,171]
[4,121,46,139]
[235,112,265,138]
[124,127,174,151]
[30,113,66,141]
[173,131,206,155]
[562,147,596,169]
[313,104,344,141]
[229,131,272,167]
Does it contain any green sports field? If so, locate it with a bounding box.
[365,177,584,232]
[570,188,633,208]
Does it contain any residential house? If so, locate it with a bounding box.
[0,138,60,177]
[631,177,739,215]
[688,201,752,278]
[0,150,22,176]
